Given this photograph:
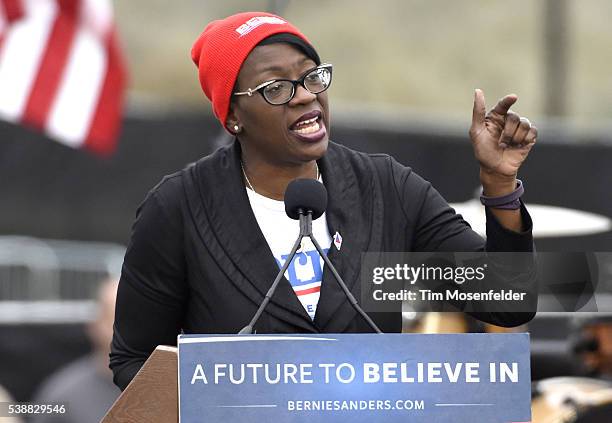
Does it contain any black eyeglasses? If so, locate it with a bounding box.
[233,63,332,105]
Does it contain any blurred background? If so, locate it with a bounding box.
[0,1,611,422]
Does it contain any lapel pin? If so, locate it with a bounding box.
[333,231,343,251]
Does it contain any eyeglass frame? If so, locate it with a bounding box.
[232,63,333,105]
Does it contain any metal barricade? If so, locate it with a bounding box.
[0,236,125,324]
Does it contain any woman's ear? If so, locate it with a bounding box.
[226,104,241,134]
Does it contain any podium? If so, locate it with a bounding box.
[101,333,530,423]
[101,346,178,423]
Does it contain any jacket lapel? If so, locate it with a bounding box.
[314,143,382,332]
[184,140,317,333]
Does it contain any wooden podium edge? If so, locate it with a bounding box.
[101,345,178,423]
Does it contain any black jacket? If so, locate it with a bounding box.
[110,140,534,390]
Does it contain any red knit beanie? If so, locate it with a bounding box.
[191,12,314,129]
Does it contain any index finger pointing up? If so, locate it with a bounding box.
[471,88,487,130]
[492,94,518,116]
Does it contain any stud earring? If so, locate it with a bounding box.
[233,124,240,132]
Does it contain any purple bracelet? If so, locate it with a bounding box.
[479,179,524,210]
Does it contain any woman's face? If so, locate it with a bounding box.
[229,43,330,166]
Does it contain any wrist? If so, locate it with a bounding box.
[480,178,524,210]
[479,168,517,196]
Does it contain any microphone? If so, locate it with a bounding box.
[238,179,382,334]
[284,178,327,220]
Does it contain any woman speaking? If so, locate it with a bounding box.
[110,12,538,391]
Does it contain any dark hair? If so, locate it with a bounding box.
[257,33,321,65]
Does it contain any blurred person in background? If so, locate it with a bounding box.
[572,316,612,380]
[531,316,612,423]
[111,11,538,391]
[0,384,23,423]
[30,278,120,423]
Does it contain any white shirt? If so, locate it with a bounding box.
[246,183,332,320]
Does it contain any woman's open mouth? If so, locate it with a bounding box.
[289,110,326,142]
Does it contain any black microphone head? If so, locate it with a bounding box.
[284,178,327,220]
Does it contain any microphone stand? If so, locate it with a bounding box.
[239,209,383,334]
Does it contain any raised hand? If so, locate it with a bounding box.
[469,89,537,180]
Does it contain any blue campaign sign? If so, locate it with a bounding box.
[178,333,530,423]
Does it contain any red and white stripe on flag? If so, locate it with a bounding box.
[0,0,127,156]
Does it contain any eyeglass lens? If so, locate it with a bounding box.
[263,66,331,105]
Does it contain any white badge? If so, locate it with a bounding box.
[333,231,343,251]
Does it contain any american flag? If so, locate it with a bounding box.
[0,0,127,155]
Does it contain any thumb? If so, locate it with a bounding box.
[471,88,486,131]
